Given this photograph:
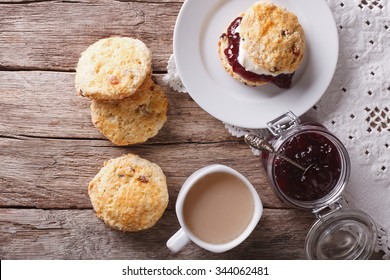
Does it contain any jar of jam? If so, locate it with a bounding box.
[247,111,377,260]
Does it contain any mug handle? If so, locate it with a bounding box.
[166,228,190,253]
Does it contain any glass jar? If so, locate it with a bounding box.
[246,111,377,260]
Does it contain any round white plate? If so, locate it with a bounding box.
[174,0,338,128]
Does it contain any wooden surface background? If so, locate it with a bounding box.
[0,0,383,259]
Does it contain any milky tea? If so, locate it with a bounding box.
[183,172,254,244]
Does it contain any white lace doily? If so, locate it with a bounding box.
[164,0,390,259]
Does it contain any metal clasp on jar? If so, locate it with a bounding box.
[312,196,344,220]
[267,111,301,137]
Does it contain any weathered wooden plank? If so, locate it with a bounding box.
[0,0,181,71]
[0,72,236,143]
[0,137,282,209]
[0,208,314,259]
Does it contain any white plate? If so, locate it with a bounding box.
[174,0,338,128]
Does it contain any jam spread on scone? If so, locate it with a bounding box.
[223,17,294,89]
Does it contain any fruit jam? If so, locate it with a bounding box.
[271,132,342,201]
[223,17,294,89]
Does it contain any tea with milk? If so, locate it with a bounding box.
[183,172,254,244]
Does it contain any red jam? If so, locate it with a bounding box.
[223,17,294,89]
[272,132,342,201]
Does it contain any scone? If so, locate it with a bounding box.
[90,78,168,145]
[218,1,305,88]
[75,37,152,101]
[88,154,168,232]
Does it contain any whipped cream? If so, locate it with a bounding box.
[235,26,291,77]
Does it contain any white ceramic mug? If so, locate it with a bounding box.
[166,164,263,253]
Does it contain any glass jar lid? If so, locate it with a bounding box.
[305,208,377,260]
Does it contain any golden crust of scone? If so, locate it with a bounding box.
[75,37,152,101]
[90,78,168,145]
[88,154,168,232]
[218,33,267,87]
[240,1,305,74]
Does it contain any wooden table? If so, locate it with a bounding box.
[0,0,383,260]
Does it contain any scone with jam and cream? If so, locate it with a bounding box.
[218,1,305,89]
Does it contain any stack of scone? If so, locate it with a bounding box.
[75,38,169,232]
[218,0,305,89]
[75,37,168,145]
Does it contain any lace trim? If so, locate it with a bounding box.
[162,54,187,93]
[377,227,390,259]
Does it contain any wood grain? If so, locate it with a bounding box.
[0,0,181,71]
[0,0,385,260]
[0,137,282,209]
[0,208,314,259]
[0,72,235,143]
